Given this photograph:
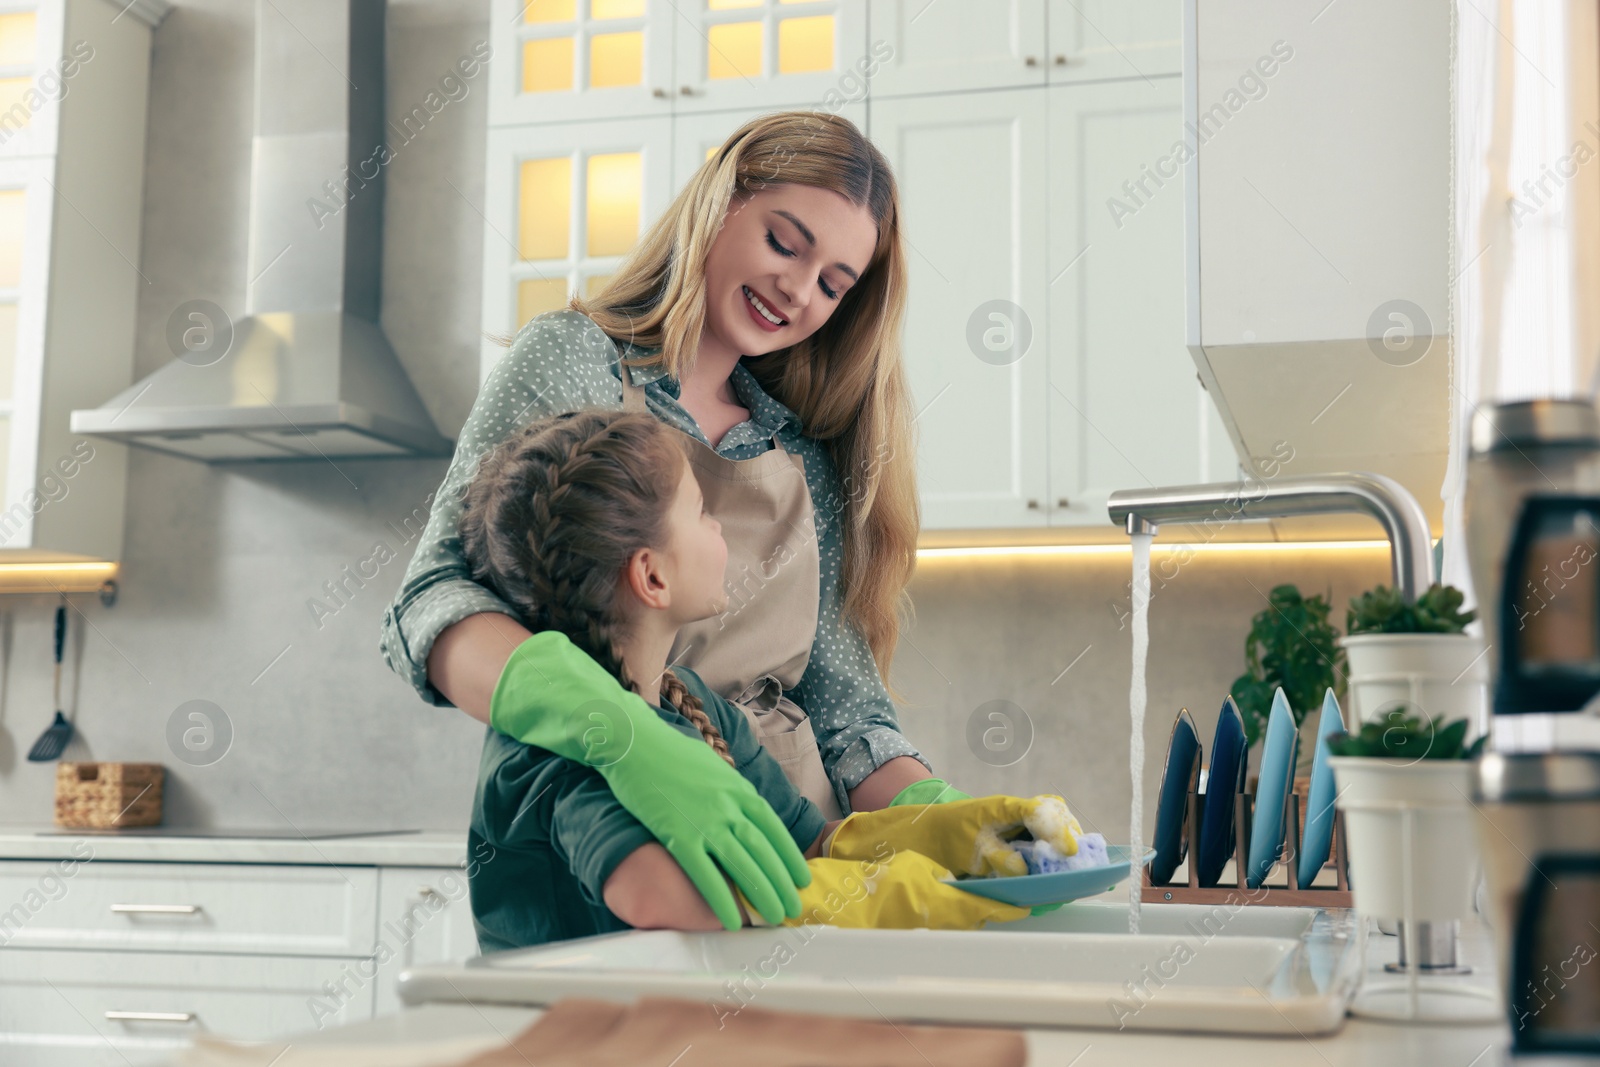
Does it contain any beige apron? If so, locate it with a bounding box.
[620,364,843,820]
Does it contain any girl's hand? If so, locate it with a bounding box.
[738,850,1029,930]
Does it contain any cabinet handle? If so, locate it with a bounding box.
[105,1011,195,1023]
[111,904,201,915]
[419,886,443,902]
[1056,498,1070,509]
[1027,499,1040,509]
[1053,55,1073,66]
[652,87,667,98]
[679,85,698,96]
[1024,55,1038,67]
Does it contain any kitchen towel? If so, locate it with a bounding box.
[454,995,1029,1067]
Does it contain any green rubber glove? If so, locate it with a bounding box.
[489,631,811,930]
[888,777,974,806]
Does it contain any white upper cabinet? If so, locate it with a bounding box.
[866,0,1180,99]
[481,115,676,377]
[488,0,867,126]
[1046,0,1182,84]
[871,89,1051,529]
[0,0,162,563]
[1048,76,1235,524]
[865,0,1047,97]
[670,0,868,116]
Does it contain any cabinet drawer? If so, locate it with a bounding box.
[0,860,377,957]
[0,948,372,1067]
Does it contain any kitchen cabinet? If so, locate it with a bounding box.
[476,0,1229,530]
[0,0,163,565]
[868,89,1051,529]
[487,0,866,127]
[866,0,1181,99]
[480,114,676,367]
[0,833,477,1066]
[371,866,484,1018]
[1181,0,1451,527]
[873,74,1235,530]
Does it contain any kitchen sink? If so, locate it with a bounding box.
[1001,900,1319,939]
[398,906,1363,1034]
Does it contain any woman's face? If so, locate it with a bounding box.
[703,182,879,357]
[661,455,729,624]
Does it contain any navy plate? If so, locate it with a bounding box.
[1150,708,1201,885]
[1197,695,1248,887]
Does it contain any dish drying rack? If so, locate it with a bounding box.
[1141,786,1353,907]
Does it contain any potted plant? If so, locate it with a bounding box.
[1230,584,1346,793]
[1326,707,1486,925]
[1340,582,1486,729]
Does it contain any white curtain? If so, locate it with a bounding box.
[1441,0,1600,619]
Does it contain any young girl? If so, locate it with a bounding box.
[458,408,1083,951]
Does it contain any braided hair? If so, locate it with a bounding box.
[458,409,734,767]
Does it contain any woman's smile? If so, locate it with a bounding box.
[741,284,788,332]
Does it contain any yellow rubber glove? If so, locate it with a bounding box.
[737,850,1029,930]
[826,794,1082,878]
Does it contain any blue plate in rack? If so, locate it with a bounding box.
[945,846,1157,909]
[1149,708,1201,886]
[1296,688,1345,888]
[1245,687,1300,888]
[1197,695,1247,887]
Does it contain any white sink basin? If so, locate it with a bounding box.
[399,907,1363,1035]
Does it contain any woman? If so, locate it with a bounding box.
[379,111,971,931]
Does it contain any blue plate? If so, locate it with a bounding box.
[1197,696,1247,886]
[945,846,1156,908]
[1150,708,1201,885]
[1245,688,1300,888]
[1296,688,1345,888]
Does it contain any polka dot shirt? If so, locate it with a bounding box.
[378,308,929,813]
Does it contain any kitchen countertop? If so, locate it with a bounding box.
[175,917,1513,1066]
[0,825,469,867]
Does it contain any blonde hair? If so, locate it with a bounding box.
[561,110,920,697]
[459,409,734,766]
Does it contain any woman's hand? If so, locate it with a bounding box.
[825,794,1082,879]
[492,631,811,930]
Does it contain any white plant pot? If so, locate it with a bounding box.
[1338,632,1489,731]
[1328,757,1479,922]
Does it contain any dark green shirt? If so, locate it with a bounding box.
[468,664,826,954]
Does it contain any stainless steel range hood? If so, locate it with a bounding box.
[71,0,451,461]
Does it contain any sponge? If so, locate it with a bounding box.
[1016,832,1109,876]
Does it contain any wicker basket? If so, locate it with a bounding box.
[54,763,163,829]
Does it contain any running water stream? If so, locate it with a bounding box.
[1127,531,1152,935]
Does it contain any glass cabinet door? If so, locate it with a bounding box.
[0,3,64,160]
[671,0,868,115]
[0,156,53,545]
[489,0,674,126]
[480,117,674,379]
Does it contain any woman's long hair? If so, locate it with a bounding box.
[498,110,919,697]
[459,409,734,766]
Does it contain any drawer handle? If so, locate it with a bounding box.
[104,1011,195,1023]
[110,904,201,915]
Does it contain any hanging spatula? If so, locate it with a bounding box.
[26,600,70,762]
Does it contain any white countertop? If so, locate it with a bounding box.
[0,825,468,867]
[200,918,1512,1066]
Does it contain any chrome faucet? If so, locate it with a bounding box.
[1106,471,1436,602]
